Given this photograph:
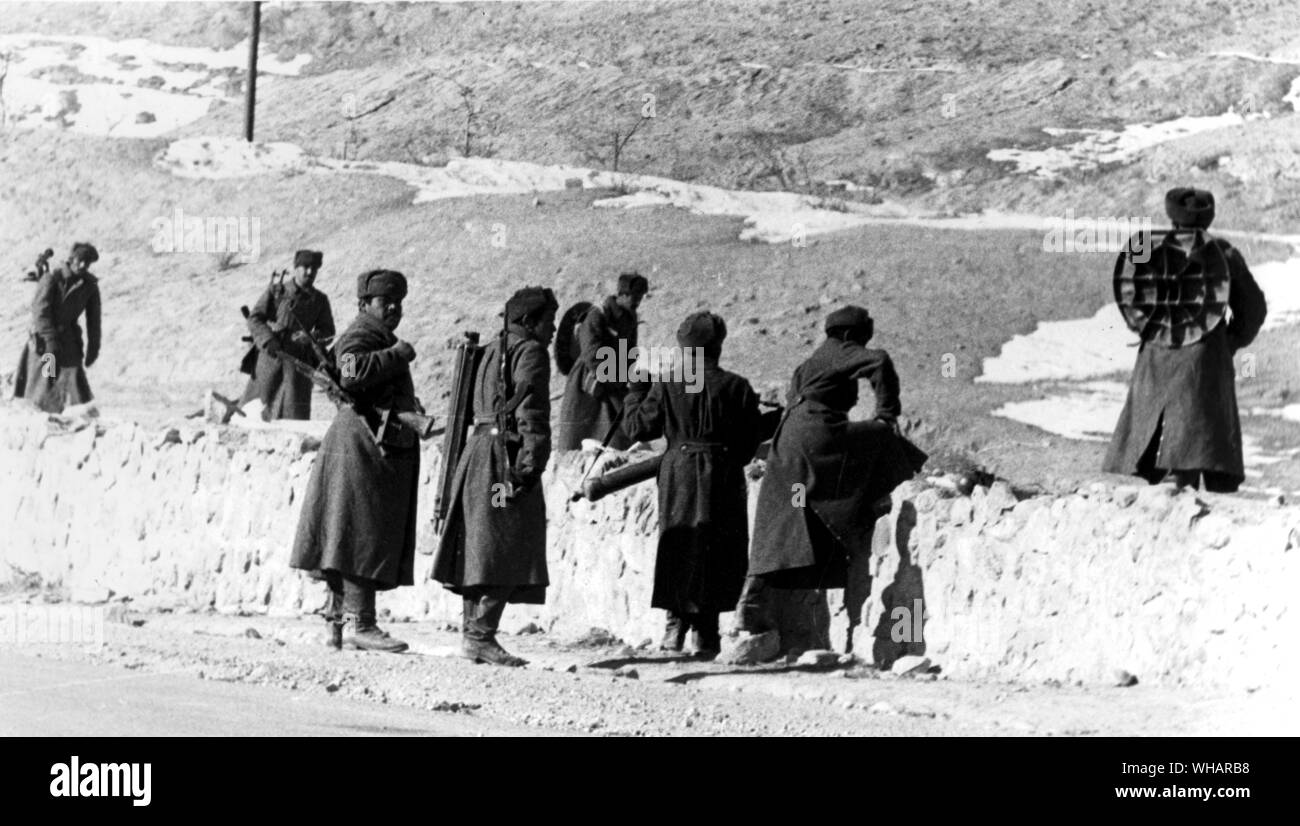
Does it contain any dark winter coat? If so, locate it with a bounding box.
[1103,238,1267,486]
[14,264,101,412]
[289,312,420,589]
[240,278,335,420]
[622,363,765,614]
[557,296,637,450]
[749,338,923,589]
[432,324,552,603]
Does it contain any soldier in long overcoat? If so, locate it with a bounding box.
[738,306,924,646]
[1103,188,1267,493]
[240,250,335,420]
[14,243,102,413]
[556,272,648,450]
[290,269,424,652]
[622,311,765,657]
[433,287,558,667]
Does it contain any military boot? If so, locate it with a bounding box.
[461,637,528,667]
[325,616,343,650]
[691,613,722,660]
[342,613,409,653]
[323,587,344,650]
[660,614,688,652]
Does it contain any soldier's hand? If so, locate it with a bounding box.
[393,341,416,362]
[263,337,282,358]
[509,470,539,495]
[85,351,98,368]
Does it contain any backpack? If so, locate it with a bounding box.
[554,300,593,376]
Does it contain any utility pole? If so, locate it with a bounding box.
[244,1,261,142]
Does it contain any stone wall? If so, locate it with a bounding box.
[2,405,1296,690]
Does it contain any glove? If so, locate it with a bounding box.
[263,337,282,358]
[393,341,416,362]
[509,470,540,495]
[85,350,98,368]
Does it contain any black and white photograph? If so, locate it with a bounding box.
[0,0,1295,781]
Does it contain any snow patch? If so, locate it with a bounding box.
[990,381,1128,442]
[988,113,1246,178]
[0,33,310,138]
[977,306,1137,385]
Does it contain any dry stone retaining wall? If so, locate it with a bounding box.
[2,406,1296,690]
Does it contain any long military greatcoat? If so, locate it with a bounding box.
[432,324,552,604]
[622,363,765,615]
[557,296,637,450]
[1103,238,1267,487]
[749,338,923,590]
[14,264,101,412]
[241,278,335,420]
[289,312,420,589]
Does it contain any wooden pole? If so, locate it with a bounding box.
[244,1,261,142]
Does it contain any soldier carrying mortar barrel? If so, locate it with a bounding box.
[1104,187,1267,493]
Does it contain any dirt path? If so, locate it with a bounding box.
[2,610,1291,736]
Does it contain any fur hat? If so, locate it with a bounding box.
[676,310,727,358]
[617,272,650,296]
[505,286,559,323]
[1165,187,1215,229]
[69,242,99,264]
[356,269,408,301]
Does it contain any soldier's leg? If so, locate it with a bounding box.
[735,575,774,633]
[690,612,721,659]
[1135,419,1168,485]
[660,611,688,652]
[341,575,408,653]
[843,523,875,654]
[1202,471,1239,494]
[323,571,344,650]
[462,587,527,667]
[1170,470,1200,490]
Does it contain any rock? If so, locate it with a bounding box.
[243,627,262,639]
[154,428,181,448]
[574,627,619,647]
[891,655,932,676]
[247,665,269,682]
[795,649,840,667]
[986,480,1018,513]
[563,663,579,674]
[717,631,780,665]
[614,645,637,658]
[512,621,541,635]
[1114,670,1139,687]
[867,701,897,715]
[325,682,340,693]
[1114,486,1139,508]
[613,666,639,679]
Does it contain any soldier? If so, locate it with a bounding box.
[289,269,426,653]
[1104,188,1268,493]
[736,306,923,652]
[433,286,558,667]
[241,250,335,420]
[621,311,765,658]
[556,272,649,450]
[14,243,102,413]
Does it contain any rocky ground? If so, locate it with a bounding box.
[1,606,1293,736]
